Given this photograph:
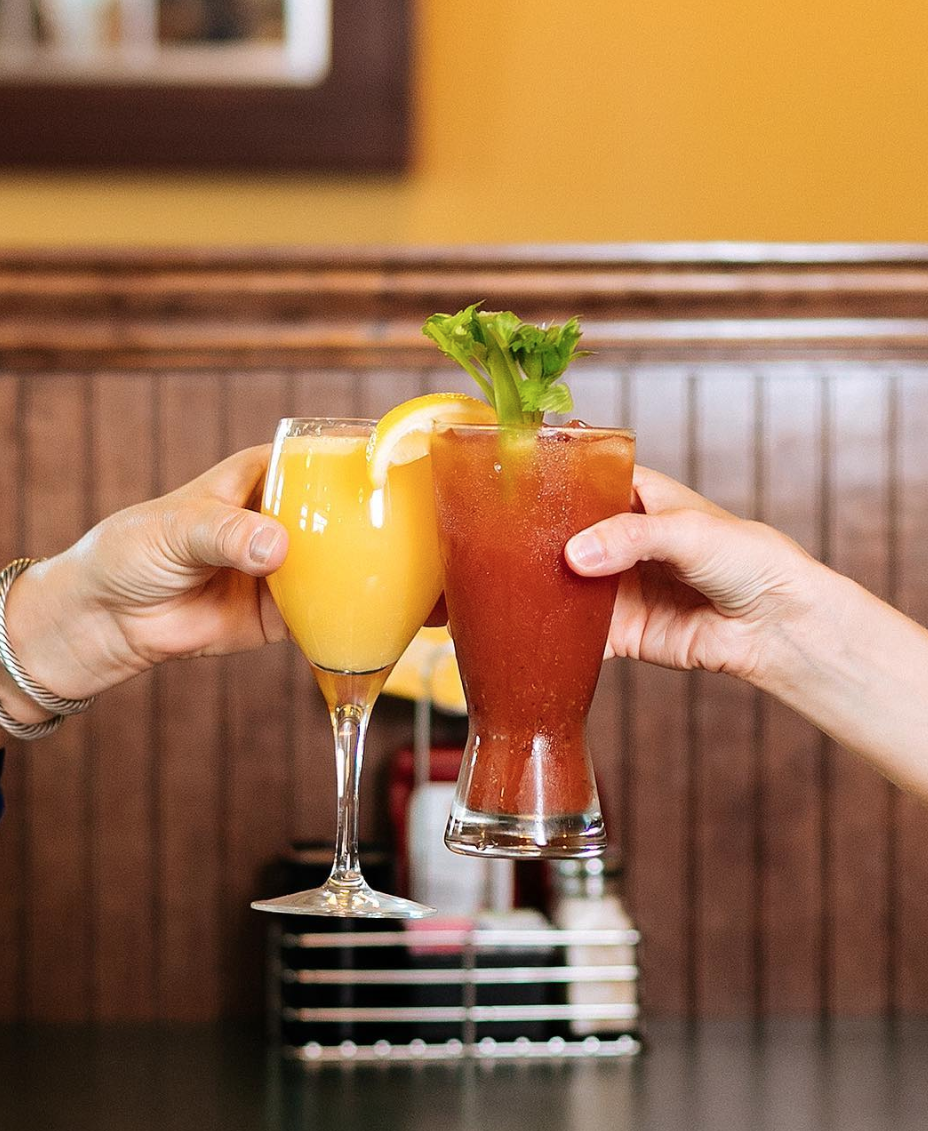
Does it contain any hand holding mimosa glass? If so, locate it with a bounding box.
[251,306,635,917]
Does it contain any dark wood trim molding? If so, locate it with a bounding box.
[2,244,928,369]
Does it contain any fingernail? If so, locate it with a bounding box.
[249,525,281,565]
[567,533,604,568]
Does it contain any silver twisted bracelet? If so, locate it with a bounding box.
[0,557,96,741]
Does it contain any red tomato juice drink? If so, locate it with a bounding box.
[431,421,635,858]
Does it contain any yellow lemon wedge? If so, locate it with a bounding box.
[367,393,496,487]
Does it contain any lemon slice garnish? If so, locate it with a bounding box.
[367,393,496,487]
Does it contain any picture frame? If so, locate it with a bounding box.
[0,0,410,170]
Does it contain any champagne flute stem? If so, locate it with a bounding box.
[330,702,368,886]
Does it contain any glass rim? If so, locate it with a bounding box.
[432,421,635,439]
[278,417,377,428]
[276,417,377,439]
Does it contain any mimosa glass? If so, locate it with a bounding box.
[251,418,442,917]
[431,422,635,858]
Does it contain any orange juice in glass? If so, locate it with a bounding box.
[263,425,441,674]
[252,418,442,918]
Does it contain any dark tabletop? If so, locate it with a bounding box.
[2,1019,927,1131]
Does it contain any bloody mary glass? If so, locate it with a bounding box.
[431,421,635,858]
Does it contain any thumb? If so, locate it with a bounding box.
[169,502,289,576]
[566,508,717,578]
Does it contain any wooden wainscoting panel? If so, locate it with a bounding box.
[424,365,479,400]
[691,366,760,1016]
[2,248,928,1021]
[625,364,693,1016]
[223,373,292,1016]
[894,366,928,1013]
[759,366,826,1014]
[88,373,158,1020]
[155,372,225,1021]
[357,369,425,420]
[288,369,359,422]
[824,366,893,1015]
[0,374,25,1020]
[22,374,93,1021]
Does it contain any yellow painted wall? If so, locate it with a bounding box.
[1,0,927,246]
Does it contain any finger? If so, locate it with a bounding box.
[633,465,733,520]
[166,501,289,576]
[566,507,724,577]
[179,445,273,509]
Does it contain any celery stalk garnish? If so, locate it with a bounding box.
[422,303,584,426]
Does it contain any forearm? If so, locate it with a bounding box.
[753,561,928,794]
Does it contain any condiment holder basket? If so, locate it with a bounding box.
[266,920,642,1063]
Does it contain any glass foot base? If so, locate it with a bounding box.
[251,879,436,919]
[445,806,606,859]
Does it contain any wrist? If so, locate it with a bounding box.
[744,556,928,785]
[0,663,55,726]
[744,557,859,700]
[5,555,149,703]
